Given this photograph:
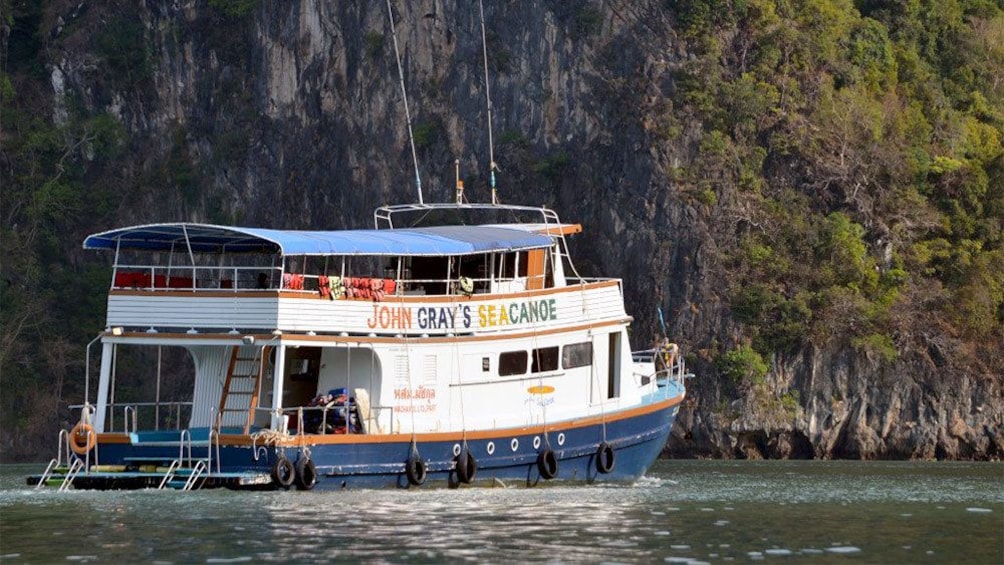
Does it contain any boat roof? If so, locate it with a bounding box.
[82,223,554,256]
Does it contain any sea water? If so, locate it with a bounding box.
[0,460,1001,563]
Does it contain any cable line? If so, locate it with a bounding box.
[385,0,424,204]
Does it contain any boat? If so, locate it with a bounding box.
[28,202,690,490]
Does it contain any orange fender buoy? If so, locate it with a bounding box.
[70,422,96,455]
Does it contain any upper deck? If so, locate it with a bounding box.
[104,279,627,336]
[87,207,627,337]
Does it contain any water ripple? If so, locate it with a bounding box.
[0,461,1001,563]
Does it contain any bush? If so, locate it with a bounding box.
[717,346,769,386]
[209,0,259,19]
[533,151,571,182]
[95,17,151,86]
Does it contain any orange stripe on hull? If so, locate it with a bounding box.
[214,394,684,448]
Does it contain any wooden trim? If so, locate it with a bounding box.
[117,316,633,345]
[95,433,132,444]
[536,223,582,236]
[525,249,546,290]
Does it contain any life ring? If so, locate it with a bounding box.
[294,457,317,490]
[596,442,615,474]
[405,455,427,487]
[455,448,477,484]
[458,277,474,295]
[70,422,96,455]
[537,449,558,480]
[271,456,295,488]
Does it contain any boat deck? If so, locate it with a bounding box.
[27,469,273,490]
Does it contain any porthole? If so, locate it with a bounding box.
[453,443,461,457]
[510,438,519,452]
[487,442,496,455]
[533,436,541,450]
[557,433,566,446]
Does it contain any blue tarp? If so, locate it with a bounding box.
[83,223,553,256]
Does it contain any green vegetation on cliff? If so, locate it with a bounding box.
[670,0,1003,366]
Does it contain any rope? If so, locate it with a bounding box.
[385,0,424,204]
[250,428,290,446]
[478,0,498,204]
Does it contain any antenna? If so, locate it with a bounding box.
[385,0,424,204]
[478,0,498,205]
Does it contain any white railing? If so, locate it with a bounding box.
[281,403,393,436]
[158,459,181,490]
[58,459,85,492]
[111,265,281,292]
[183,460,207,491]
[109,266,568,298]
[71,402,193,432]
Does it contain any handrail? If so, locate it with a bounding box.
[107,270,619,299]
[158,459,181,490]
[110,265,281,292]
[58,459,84,492]
[183,460,207,491]
[179,429,192,466]
[123,406,137,434]
[57,429,71,468]
[69,402,193,432]
[373,201,565,229]
[36,459,60,489]
[36,430,74,488]
[208,429,221,474]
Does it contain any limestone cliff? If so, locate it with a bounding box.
[7,0,1001,460]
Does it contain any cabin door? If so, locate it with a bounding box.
[284,347,322,409]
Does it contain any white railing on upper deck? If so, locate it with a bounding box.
[111,265,283,292]
[110,266,556,298]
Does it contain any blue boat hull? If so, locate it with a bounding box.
[55,384,684,490]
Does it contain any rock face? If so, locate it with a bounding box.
[36,1,1003,459]
[671,345,1003,460]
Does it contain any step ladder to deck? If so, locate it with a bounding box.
[217,345,271,434]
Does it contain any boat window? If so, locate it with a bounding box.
[531,346,559,373]
[499,351,527,376]
[409,256,449,295]
[497,253,517,279]
[561,342,593,369]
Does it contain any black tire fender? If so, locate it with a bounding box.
[405,455,427,486]
[596,442,615,474]
[537,448,558,480]
[271,456,295,488]
[294,457,317,490]
[455,448,477,484]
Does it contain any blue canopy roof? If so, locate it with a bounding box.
[83,223,553,256]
